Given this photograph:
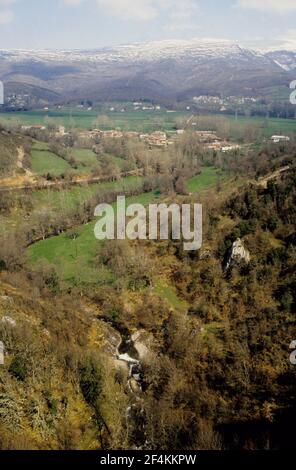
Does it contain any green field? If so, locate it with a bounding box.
[32,140,50,151]
[28,191,160,285]
[31,140,71,176]
[31,141,127,176]
[187,167,224,193]
[1,168,224,240]
[154,280,189,312]
[27,167,224,285]
[69,148,126,172]
[0,176,143,237]
[2,109,296,137]
[70,148,98,169]
[227,115,296,138]
[0,108,188,132]
[31,148,71,176]
[100,154,126,169]
[32,176,143,211]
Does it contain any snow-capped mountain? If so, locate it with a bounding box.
[265,50,296,71]
[0,39,293,105]
[0,39,272,63]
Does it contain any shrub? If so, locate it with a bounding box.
[79,356,103,408]
[9,356,28,381]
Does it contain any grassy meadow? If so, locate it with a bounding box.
[31,148,71,176]
[28,191,160,285]
[227,115,296,138]
[30,140,126,177]
[186,167,224,193]
[0,108,188,132]
[27,167,225,286]
[31,176,143,211]
[0,176,143,237]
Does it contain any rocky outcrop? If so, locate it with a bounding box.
[131,331,150,361]
[225,238,250,270]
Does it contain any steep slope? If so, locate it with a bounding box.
[265,50,296,71]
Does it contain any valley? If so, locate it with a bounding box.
[0,35,296,454]
[0,107,295,450]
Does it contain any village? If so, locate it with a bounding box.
[20,123,248,152]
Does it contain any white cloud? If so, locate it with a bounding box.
[62,0,200,29]
[277,29,296,50]
[0,9,14,23]
[164,0,199,32]
[63,0,199,32]
[96,0,158,21]
[95,0,199,25]
[0,0,16,24]
[236,0,296,13]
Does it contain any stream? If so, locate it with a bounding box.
[98,315,147,447]
[116,331,144,395]
[116,329,147,448]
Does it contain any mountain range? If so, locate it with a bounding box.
[0,39,295,106]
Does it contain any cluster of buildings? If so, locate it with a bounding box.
[20,122,243,152]
[193,95,258,112]
[206,141,241,152]
[21,124,66,137]
[194,131,219,143]
[5,93,32,109]
[21,125,46,131]
[193,131,241,152]
[106,103,162,112]
[139,131,169,147]
[132,102,161,111]
[78,129,136,140]
[77,129,170,147]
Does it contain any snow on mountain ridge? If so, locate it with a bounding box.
[264,49,296,71]
[0,39,262,64]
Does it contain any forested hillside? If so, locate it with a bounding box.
[0,130,295,449]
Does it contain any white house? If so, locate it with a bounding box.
[271,135,290,143]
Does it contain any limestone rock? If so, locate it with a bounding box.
[226,238,250,270]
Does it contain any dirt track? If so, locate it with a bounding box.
[255,166,291,189]
[0,168,143,193]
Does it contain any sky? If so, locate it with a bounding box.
[0,0,296,50]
